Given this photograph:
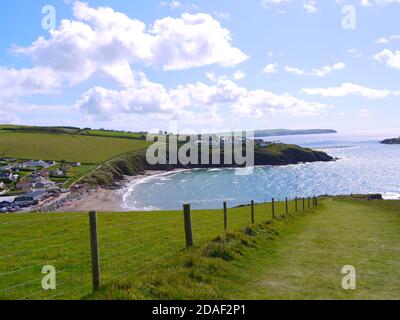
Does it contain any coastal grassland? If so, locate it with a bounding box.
[2,197,398,300]
[0,200,290,300]
[91,197,400,300]
[85,130,144,140]
[0,125,145,140]
[0,131,151,163]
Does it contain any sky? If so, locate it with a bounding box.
[1,0,400,134]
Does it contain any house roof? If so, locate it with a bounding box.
[25,190,48,200]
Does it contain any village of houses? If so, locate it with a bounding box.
[0,158,82,213]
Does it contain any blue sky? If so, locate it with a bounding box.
[1,0,400,134]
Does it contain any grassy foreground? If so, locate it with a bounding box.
[90,197,400,300]
[0,200,288,300]
[1,197,400,300]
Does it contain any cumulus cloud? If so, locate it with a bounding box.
[0,67,60,98]
[300,82,399,99]
[14,1,248,87]
[75,72,330,120]
[262,63,278,74]
[233,90,330,117]
[1,1,333,127]
[374,49,400,69]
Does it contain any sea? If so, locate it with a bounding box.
[121,130,400,210]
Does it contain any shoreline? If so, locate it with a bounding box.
[38,162,400,213]
[49,170,178,212]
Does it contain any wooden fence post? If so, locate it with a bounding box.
[89,211,101,292]
[295,197,298,212]
[315,197,319,206]
[285,197,288,215]
[251,200,255,224]
[272,198,275,219]
[183,204,193,248]
[223,201,228,231]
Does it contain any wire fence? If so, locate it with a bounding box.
[0,196,319,300]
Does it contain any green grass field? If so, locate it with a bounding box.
[85,130,145,140]
[1,197,400,300]
[0,200,289,300]
[0,131,150,163]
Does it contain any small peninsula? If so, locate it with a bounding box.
[381,137,400,144]
[88,143,334,185]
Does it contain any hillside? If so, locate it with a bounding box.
[0,125,334,188]
[1,196,400,300]
[95,197,400,300]
[86,144,334,185]
[0,125,146,140]
[0,131,150,163]
[381,137,400,144]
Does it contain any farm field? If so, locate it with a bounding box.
[1,197,400,300]
[0,131,151,163]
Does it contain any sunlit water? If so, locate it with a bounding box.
[121,132,400,210]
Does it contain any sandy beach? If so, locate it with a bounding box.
[44,170,170,212]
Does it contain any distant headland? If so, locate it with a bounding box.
[380,137,400,145]
[254,129,337,138]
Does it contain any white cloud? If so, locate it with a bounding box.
[213,12,230,20]
[233,90,330,117]
[262,0,291,8]
[263,63,278,74]
[262,0,318,13]
[160,1,182,9]
[303,1,318,13]
[233,70,246,80]
[347,49,362,58]
[14,1,248,88]
[0,67,61,98]
[75,72,330,121]
[285,62,346,77]
[205,70,245,82]
[309,62,346,77]
[285,66,305,75]
[374,34,400,44]
[361,0,400,6]
[300,82,398,99]
[75,76,246,121]
[374,49,400,69]
[357,108,372,118]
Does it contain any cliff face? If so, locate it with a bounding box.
[85,144,334,185]
[381,137,400,145]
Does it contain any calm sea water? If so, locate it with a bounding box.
[121,131,400,210]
